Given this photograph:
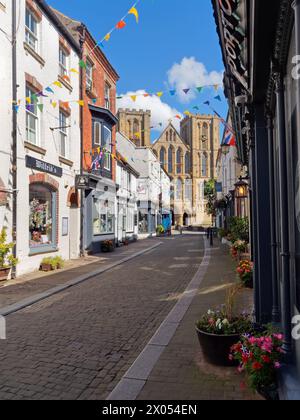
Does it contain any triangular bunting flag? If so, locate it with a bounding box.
[63,75,71,82]
[196,87,203,93]
[116,20,126,29]
[184,111,191,117]
[214,95,222,102]
[77,100,84,106]
[53,81,63,88]
[26,97,31,104]
[143,93,150,97]
[79,60,86,69]
[51,101,57,108]
[214,84,219,91]
[37,104,44,112]
[193,106,200,110]
[31,94,39,103]
[46,87,54,94]
[14,105,20,113]
[130,95,137,102]
[183,88,190,95]
[129,7,139,23]
[104,33,111,41]
[156,92,163,98]
[175,115,182,119]
[70,68,79,74]
[203,101,210,106]
[169,90,176,96]
[92,98,98,104]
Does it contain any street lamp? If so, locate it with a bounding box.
[234,177,248,217]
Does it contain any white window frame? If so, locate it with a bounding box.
[86,60,93,91]
[25,8,38,52]
[59,47,68,77]
[104,83,111,110]
[59,111,68,158]
[126,207,134,233]
[103,125,112,171]
[93,121,101,146]
[26,86,39,145]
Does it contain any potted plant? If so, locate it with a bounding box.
[237,260,253,288]
[195,286,254,366]
[53,256,65,269]
[101,240,115,253]
[156,225,165,236]
[0,228,18,281]
[231,240,248,260]
[40,257,54,272]
[230,333,284,400]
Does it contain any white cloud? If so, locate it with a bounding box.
[117,90,182,133]
[167,57,224,103]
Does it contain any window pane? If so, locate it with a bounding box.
[92,199,101,235]
[29,184,54,248]
[94,121,101,145]
[103,126,111,170]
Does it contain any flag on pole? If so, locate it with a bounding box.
[224,128,236,146]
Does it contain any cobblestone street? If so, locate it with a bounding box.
[0,235,205,400]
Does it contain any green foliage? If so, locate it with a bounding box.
[228,217,249,242]
[218,228,228,239]
[156,225,165,235]
[41,256,65,270]
[0,228,18,268]
[204,179,216,197]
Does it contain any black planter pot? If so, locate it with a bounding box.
[196,327,240,367]
[257,384,279,401]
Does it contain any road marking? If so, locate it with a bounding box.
[107,238,211,401]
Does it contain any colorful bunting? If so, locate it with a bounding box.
[214,95,222,101]
[104,33,111,41]
[184,111,192,117]
[130,95,137,102]
[77,100,84,106]
[63,75,71,82]
[26,97,31,104]
[183,89,190,95]
[79,60,87,69]
[45,87,54,94]
[196,87,203,93]
[116,21,126,30]
[51,101,57,108]
[37,104,44,112]
[169,90,176,96]
[53,81,63,88]
[70,68,79,74]
[156,92,163,98]
[129,7,139,23]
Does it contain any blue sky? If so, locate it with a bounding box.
[49,0,227,139]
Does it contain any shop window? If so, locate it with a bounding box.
[93,121,101,146]
[126,207,134,232]
[29,184,57,252]
[93,199,114,235]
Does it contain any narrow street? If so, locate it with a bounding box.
[0,235,205,400]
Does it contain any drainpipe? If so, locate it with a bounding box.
[79,26,86,257]
[273,70,292,356]
[11,0,17,278]
[266,111,280,323]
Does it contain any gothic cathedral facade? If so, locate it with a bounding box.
[118,109,220,227]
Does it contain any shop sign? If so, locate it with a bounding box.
[218,0,248,89]
[26,156,62,177]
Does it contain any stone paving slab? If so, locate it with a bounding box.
[134,242,262,401]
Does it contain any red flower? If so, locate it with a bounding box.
[252,362,263,371]
[261,355,271,364]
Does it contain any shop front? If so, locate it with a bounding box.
[77,174,116,254]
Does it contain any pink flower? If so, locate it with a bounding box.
[228,354,234,361]
[274,334,284,341]
[248,337,257,345]
[274,362,281,369]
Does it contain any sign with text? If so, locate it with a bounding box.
[26,156,63,178]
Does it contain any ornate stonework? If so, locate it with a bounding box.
[118,110,220,226]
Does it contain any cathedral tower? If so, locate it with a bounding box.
[117,109,151,147]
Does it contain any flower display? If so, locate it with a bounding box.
[196,309,253,335]
[230,333,284,392]
[236,260,253,288]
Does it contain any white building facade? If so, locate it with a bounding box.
[0,0,81,276]
[115,153,139,244]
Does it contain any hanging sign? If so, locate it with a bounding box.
[218,0,248,89]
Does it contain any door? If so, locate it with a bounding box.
[69,204,79,259]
